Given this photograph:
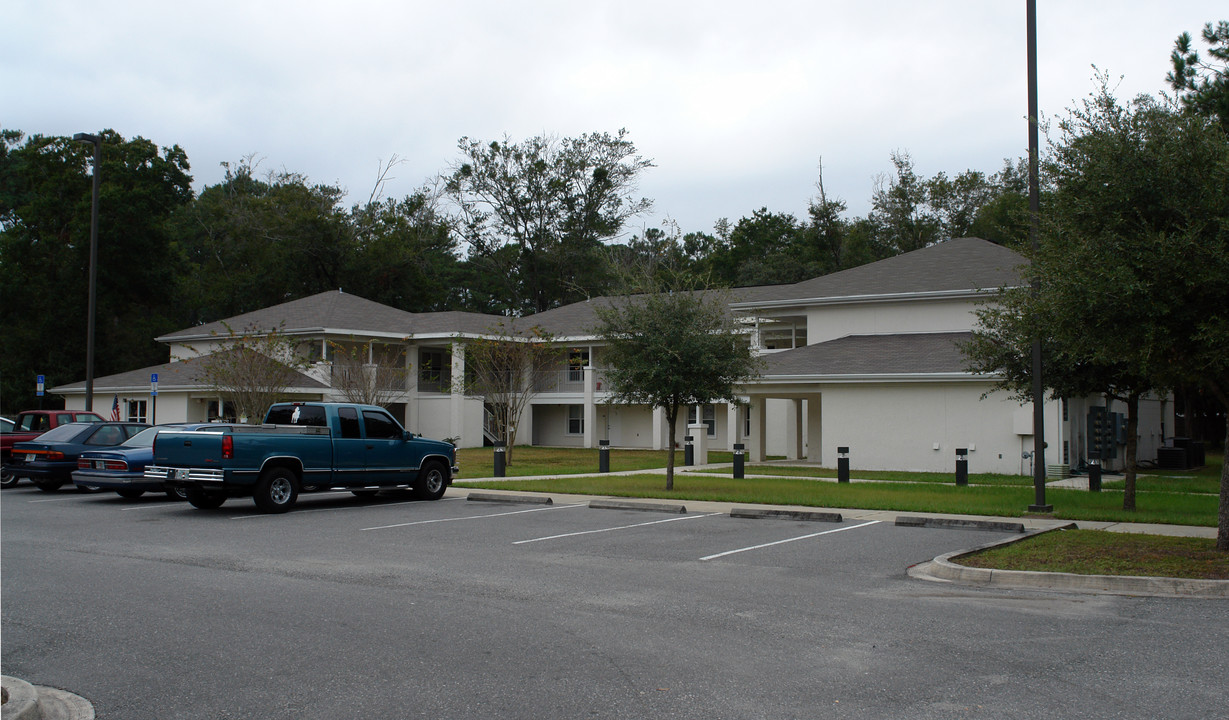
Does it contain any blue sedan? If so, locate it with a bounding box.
[72,423,230,499]
[11,422,150,492]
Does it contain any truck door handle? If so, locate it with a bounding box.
[366,444,374,450]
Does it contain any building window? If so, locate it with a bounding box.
[567,405,584,435]
[125,400,147,423]
[568,348,589,383]
[419,349,450,392]
[688,404,717,437]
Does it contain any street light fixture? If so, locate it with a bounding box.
[73,132,101,412]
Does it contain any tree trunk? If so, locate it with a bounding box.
[1123,392,1140,512]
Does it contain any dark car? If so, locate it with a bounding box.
[72,423,232,499]
[2,409,106,488]
[10,422,150,492]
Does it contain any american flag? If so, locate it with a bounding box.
[110,394,121,421]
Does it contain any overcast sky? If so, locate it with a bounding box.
[5,1,1223,236]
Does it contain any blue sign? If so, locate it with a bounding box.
[36,374,45,397]
[151,373,159,397]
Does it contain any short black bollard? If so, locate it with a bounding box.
[837,446,850,483]
[955,448,968,486]
[1088,450,1101,492]
[684,435,694,466]
[733,443,745,479]
[599,439,610,473]
[494,443,506,477]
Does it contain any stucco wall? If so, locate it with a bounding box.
[817,381,1040,475]
[806,297,979,344]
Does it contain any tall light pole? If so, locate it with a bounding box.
[74,132,101,412]
[1026,1,1052,512]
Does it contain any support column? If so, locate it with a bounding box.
[787,398,803,460]
[652,406,666,450]
[806,395,823,462]
[583,365,597,449]
[405,344,420,434]
[727,402,740,450]
[748,396,767,462]
[450,341,466,445]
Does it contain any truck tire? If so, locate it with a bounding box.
[413,461,448,501]
[116,489,145,499]
[254,468,298,513]
[185,487,226,509]
[35,479,64,492]
[166,487,188,501]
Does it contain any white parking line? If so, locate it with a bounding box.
[361,502,584,531]
[513,512,724,545]
[699,520,881,561]
[26,496,83,504]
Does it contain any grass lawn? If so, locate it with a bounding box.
[958,529,1229,580]
[454,446,1228,580]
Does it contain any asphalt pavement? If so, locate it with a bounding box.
[2,466,1224,719]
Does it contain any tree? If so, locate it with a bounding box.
[0,129,193,412]
[966,79,1229,547]
[443,130,654,314]
[172,158,355,323]
[196,323,311,424]
[868,151,942,255]
[1168,20,1229,131]
[459,322,563,464]
[594,274,761,489]
[327,338,410,408]
[346,190,462,312]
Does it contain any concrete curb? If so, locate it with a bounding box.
[2,676,38,720]
[1,676,94,720]
[895,515,1026,533]
[730,507,842,523]
[908,526,1229,598]
[588,499,686,514]
[466,492,553,505]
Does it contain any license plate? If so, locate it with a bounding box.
[25,453,35,462]
[174,468,190,480]
[94,460,106,469]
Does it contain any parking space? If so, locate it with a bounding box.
[0,484,1010,575]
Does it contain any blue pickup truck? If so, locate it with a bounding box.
[145,402,457,513]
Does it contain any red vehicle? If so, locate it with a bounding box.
[2,410,106,487]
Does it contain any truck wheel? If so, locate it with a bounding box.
[35,479,64,492]
[166,487,188,501]
[116,489,145,499]
[254,468,298,513]
[185,487,226,509]
[413,461,448,501]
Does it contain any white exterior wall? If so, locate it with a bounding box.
[817,381,1047,475]
[805,297,979,343]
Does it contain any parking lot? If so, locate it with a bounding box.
[3,485,1228,719]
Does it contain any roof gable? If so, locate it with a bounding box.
[738,238,1025,307]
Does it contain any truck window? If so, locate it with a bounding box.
[337,407,361,439]
[362,410,401,440]
[265,404,327,427]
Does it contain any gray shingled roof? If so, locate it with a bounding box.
[157,290,509,342]
[737,238,1025,307]
[50,352,328,393]
[759,332,975,377]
